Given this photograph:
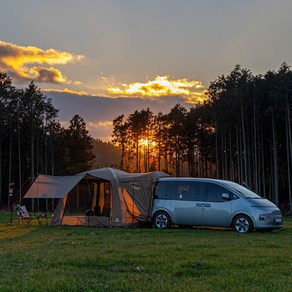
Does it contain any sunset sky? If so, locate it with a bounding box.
[1,1,292,141]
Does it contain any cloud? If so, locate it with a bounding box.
[0,40,83,83]
[87,121,113,139]
[92,121,113,127]
[44,87,109,98]
[44,87,90,96]
[107,75,208,104]
[45,75,208,104]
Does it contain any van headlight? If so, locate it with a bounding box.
[259,214,271,221]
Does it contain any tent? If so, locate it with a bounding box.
[24,168,169,227]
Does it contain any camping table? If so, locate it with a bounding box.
[36,213,49,225]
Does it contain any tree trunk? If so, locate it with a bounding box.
[0,138,2,208]
[136,139,139,172]
[188,145,195,176]
[36,131,39,175]
[215,120,219,179]
[157,140,161,171]
[176,151,180,177]
[271,109,279,205]
[18,120,22,205]
[253,93,259,193]
[45,129,48,175]
[120,143,124,170]
[228,128,233,180]
[8,134,12,206]
[221,131,225,179]
[44,118,48,174]
[164,148,168,173]
[286,93,292,172]
[240,97,248,184]
[31,132,35,178]
[286,115,292,210]
[239,125,244,183]
[224,130,228,179]
[50,136,55,175]
[260,127,266,198]
[236,126,240,183]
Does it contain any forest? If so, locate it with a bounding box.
[112,64,292,211]
[1,63,292,211]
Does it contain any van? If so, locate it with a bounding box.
[151,178,283,233]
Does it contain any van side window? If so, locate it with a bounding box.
[171,182,190,200]
[206,183,231,202]
[190,182,205,201]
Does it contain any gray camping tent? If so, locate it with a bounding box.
[24,168,168,227]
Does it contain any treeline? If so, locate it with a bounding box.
[112,63,292,209]
[0,72,95,208]
[92,139,121,168]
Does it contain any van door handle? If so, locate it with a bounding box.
[196,203,203,207]
[203,204,211,208]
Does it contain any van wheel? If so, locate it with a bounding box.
[153,211,171,229]
[233,215,253,233]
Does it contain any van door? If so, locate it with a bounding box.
[203,183,233,227]
[170,181,205,226]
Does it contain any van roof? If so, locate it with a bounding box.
[157,177,240,188]
[159,177,227,183]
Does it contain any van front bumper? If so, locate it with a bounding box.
[255,210,283,230]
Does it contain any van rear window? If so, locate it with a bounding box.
[154,182,170,199]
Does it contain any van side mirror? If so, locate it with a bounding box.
[222,193,230,200]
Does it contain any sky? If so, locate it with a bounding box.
[1,0,292,141]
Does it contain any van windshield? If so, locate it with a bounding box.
[226,182,262,199]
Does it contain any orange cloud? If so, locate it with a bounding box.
[44,88,89,96]
[60,120,112,131]
[107,75,208,104]
[0,40,83,83]
[88,121,113,128]
[43,87,108,98]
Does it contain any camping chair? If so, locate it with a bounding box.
[14,204,35,225]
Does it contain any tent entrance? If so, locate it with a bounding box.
[62,178,112,226]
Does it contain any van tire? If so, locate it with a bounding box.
[153,211,171,229]
[232,214,253,233]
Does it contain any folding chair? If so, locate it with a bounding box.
[14,204,35,225]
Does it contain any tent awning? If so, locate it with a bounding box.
[24,174,85,199]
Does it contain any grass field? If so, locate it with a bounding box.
[0,212,291,291]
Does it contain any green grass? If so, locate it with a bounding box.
[0,212,291,291]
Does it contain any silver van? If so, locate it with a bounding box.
[152,178,283,233]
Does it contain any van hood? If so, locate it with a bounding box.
[247,198,278,208]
